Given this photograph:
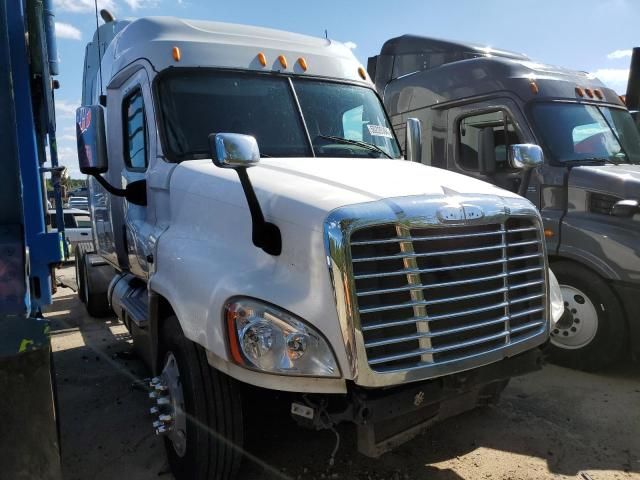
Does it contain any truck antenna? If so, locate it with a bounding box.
[324,29,328,39]
[93,0,105,105]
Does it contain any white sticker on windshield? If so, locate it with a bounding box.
[367,124,393,138]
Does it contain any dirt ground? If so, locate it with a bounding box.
[47,264,640,480]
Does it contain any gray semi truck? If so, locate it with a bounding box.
[368,35,640,370]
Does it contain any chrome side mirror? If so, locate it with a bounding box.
[405,118,423,163]
[76,105,108,174]
[508,144,544,170]
[611,199,640,217]
[209,133,260,169]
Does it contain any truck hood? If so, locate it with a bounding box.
[569,164,640,199]
[174,157,522,231]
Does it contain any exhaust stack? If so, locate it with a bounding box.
[625,47,640,112]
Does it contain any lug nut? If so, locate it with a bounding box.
[156,425,170,435]
[149,407,159,415]
[149,391,159,399]
[150,376,161,385]
[157,397,170,406]
[153,420,163,429]
[159,414,172,423]
[154,383,168,392]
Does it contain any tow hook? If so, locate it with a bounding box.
[149,376,173,435]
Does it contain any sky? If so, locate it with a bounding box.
[51,0,640,177]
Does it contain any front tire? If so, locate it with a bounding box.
[159,317,243,480]
[548,261,626,371]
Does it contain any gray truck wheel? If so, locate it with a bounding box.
[82,254,112,317]
[548,261,626,371]
[159,317,243,480]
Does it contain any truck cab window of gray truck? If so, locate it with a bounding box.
[156,70,400,161]
[123,88,148,170]
[531,103,640,164]
[458,110,523,172]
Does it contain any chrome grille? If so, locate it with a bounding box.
[350,218,546,373]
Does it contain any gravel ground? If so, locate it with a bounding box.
[47,265,640,480]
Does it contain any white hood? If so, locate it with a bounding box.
[173,157,522,231]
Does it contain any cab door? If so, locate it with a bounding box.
[111,69,154,279]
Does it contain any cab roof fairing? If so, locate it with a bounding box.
[91,16,370,93]
[382,55,624,116]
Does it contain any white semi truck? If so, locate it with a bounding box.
[74,13,562,479]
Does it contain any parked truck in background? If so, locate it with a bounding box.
[369,35,640,371]
[74,15,562,479]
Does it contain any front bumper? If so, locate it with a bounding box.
[293,346,544,457]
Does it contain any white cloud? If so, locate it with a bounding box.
[56,99,80,119]
[53,0,116,13]
[591,68,629,93]
[123,0,159,8]
[607,49,633,60]
[55,22,81,40]
[343,41,357,50]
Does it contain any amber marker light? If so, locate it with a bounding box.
[225,305,245,365]
[619,95,627,105]
[585,88,594,98]
[257,52,267,67]
[172,46,181,62]
[278,55,288,69]
[594,89,604,99]
[297,57,308,71]
[544,228,555,238]
[358,66,367,80]
[529,81,539,94]
[575,86,585,97]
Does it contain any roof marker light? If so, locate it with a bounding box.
[358,66,367,80]
[278,55,288,69]
[297,57,308,71]
[575,86,584,97]
[172,46,181,62]
[529,81,539,94]
[594,89,604,99]
[619,95,627,105]
[257,52,267,67]
[585,88,594,98]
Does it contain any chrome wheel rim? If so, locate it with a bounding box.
[550,285,599,350]
[160,352,187,457]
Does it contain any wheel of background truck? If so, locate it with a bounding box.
[74,244,86,303]
[74,242,94,303]
[547,261,626,371]
[82,254,112,317]
[159,317,243,480]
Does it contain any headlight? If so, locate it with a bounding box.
[225,298,340,377]
[548,268,564,327]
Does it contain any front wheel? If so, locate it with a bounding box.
[547,261,626,371]
[156,317,243,480]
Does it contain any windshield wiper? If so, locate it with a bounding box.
[315,134,393,159]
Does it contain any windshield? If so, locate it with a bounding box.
[531,102,640,164]
[157,70,401,161]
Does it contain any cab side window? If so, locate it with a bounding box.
[123,88,147,170]
[458,110,521,173]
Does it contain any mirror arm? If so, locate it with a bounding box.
[518,169,533,197]
[91,172,126,196]
[236,167,282,256]
[90,174,147,206]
